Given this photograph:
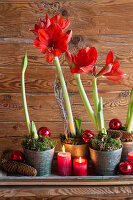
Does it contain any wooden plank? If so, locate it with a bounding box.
[1,184,133,199]
[0,92,129,122]
[0,120,122,138]
[0,65,131,93]
[0,34,133,67]
[1,0,133,36]
[2,175,133,186]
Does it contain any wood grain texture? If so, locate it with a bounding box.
[1,184,133,199]
[1,34,133,67]
[0,65,132,93]
[1,1,133,198]
[0,92,129,122]
[1,0,133,37]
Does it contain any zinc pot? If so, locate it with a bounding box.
[89,147,122,176]
[121,141,133,162]
[107,129,133,162]
[64,144,89,159]
[24,148,55,176]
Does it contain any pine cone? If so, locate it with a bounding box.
[17,162,37,176]
[107,129,122,139]
[107,129,133,141]
[1,159,37,176]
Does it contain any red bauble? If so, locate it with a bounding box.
[12,150,25,162]
[119,161,132,175]
[109,118,122,130]
[82,130,94,143]
[38,127,51,137]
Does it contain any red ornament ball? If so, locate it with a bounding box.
[109,118,122,130]
[38,127,51,137]
[12,150,25,162]
[82,130,94,143]
[119,161,132,175]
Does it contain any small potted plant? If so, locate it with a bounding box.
[108,88,133,161]
[66,48,126,175]
[31,14,90,158]
[21,53,56,176]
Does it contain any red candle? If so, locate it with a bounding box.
[58,145,71,176]
[128,152,133,174]
[73,157,87,176]
[128,152,133,165]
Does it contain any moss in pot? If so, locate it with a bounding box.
[21,54,56,176]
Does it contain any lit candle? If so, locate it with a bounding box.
[73,157,87,176]
[58,145,71,176]
[128,152,133,166]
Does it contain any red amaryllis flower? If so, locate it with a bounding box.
[97,51,126,83]
[31,14,51,35]
[31,14,70,34]
[65,47,97,74]
[33,23,70,63]
[50,14,70,31]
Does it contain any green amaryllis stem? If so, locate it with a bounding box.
[127,89,133,133]
[97,97,107,134]
[21,53,31,135]
[54,57,76,136]
[74,73,97,130]
[92,77,99,114]
[126,88,133,130]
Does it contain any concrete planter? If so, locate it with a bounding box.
[89,147,122,176]
[24,148,55,176]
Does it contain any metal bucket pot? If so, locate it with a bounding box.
[24,148,55,176]
[89,147,122,176]
[64,144,89,159]
[121,141,133,162]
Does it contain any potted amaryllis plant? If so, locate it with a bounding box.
[108,88,133,161]
[66,48,126,175]
[31,14,89,158]
[21,53,56,176]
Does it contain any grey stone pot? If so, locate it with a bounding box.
[121,141,133,162]
[24,148,55,176]
[89,147,122,176]
[64,144,89,159]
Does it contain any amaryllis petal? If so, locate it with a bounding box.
[31,14,70,35]
[66,30,72,43]
[106,51,114,64]
[87,47,98,65]
[33,37,47,53]
[38,29,49,45]
[63,18,70,31]
[50,15,70,31]
[80,65,94,73]
[97,64,113,77]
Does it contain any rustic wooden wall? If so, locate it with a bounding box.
[0,0,133,155]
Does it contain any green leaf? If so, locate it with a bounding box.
[22,52,28,74]
[75,118,81,135]
[126,88,133,129]
[32,121,38,139]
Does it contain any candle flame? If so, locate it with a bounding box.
[79,157,82,163]
[62,145,65,153]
